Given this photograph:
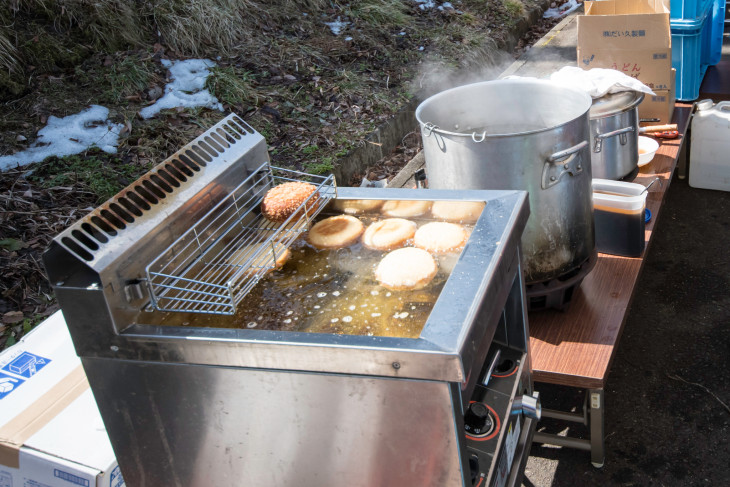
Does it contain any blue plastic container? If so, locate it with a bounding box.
[671,3,713,100]
[670,0,713,21]
[702,0,726,66]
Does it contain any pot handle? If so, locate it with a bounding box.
[593,126,634,153]
[542,141,588,190]
[422,122,448,152]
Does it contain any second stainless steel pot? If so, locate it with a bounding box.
[589,91,645,180]
[416,79,595,284]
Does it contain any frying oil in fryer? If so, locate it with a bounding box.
[147,213,466,339]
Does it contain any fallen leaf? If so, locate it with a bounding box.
[2,311,24,325]
[119,121,132,136]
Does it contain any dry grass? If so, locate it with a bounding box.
[0,28,18,72]
[205,66,261,107]
[152,0,257,56]
[503,0,526,18]
[15,0,146,49]
[349,0,412,28]
[2,0,414,74]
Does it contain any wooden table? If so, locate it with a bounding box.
[501,11,694,467]
[528,104,691,466]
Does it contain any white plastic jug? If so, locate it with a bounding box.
[689,99,730,191]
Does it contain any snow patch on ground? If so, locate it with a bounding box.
[415,0,437,9]
[0,105,123,171]
[414,0,454,11]
[325,17,350,35]
[140,59,223,119]
[543,0,581,18]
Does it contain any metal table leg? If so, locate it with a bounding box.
[532,387,606,468]
[677,124,690,180]
[588,388,605,468]
[676,102,694,180]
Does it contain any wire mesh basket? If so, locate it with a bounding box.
[145,162,337,315]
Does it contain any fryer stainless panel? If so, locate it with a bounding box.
[84,357,465,487]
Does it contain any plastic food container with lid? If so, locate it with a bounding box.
[592,179,648,257]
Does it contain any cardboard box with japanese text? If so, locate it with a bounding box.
[639,68,676,124]
[0,312,125,487]
[578,0,672,90]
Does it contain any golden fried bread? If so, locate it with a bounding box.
[332,199,384,215]
[228,242,292,276]
[361,218,417,251]
[413,222,468,253]
[431,201,485,223]
[261,182,319,223]
[375,247,438,291]
[307,215,365,249]
[381,200,431,218]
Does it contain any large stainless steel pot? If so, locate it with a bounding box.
[589,91,645,180]
[416,78,594,284]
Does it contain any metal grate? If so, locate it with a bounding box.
[145,162,337,315]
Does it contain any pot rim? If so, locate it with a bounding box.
[415,78,593,139]
[589,91,645,119]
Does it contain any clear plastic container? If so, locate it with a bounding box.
[689,100,730,191]
[592,179,648,257]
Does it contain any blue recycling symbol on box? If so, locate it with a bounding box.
[0,371,25,400]
[1,352,51,378]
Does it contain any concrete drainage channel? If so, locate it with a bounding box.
[332,0,553,187]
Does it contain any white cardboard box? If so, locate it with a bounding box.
[0,312,125,487]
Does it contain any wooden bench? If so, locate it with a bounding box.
[502,12,693,467]
[528,104,691,467]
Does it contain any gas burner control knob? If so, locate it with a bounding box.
[464,402,493,436]
[511,392,541,420]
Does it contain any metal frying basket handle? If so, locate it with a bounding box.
[542,141,588,190]
[593,126,634,153]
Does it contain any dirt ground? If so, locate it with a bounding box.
[524,173,730,486]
